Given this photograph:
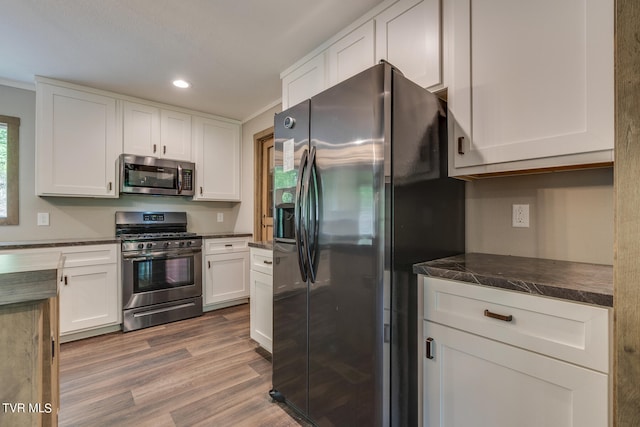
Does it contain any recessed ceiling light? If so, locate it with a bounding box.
[173,79,191,89]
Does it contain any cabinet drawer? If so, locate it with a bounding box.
[251,249,273,275]
[61,244,118,267]
[423,276,610,373]
[204,238,248,254]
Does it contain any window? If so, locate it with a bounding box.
[0,115,19,225]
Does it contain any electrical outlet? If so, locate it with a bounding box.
[37,212,50,226]
[217,212,224,223]
[512,204,530,228]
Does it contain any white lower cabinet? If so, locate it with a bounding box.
[249,247,273,352]
[421,276,610,427]
[203,238,250,310]
[58,244,120,337]
[6,243,121,339]
[423,322,608,427]
[59,263,118,335]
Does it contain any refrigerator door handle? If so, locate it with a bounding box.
[303,146,319,283]
[295,148,309,282]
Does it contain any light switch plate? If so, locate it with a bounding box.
[37,212,50,226]
[217,212,224,222]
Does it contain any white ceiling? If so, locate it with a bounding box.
[0,0,384,121]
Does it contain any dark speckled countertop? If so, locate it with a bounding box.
[199,232,252,239]
[0,233,253,251]
[248,241,273,250]
[0,237,120,251]
[413,253,613,307]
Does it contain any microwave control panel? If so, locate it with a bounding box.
[183,169,193,191]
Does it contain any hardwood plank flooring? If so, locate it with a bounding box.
[59,304,311,426]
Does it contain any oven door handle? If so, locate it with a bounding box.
[122,249,202,261]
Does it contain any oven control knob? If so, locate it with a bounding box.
[137,243,144,249]
[179,241,185,247]
[146,243,153,249]
[187,241,192,246]
[164,242,170,248]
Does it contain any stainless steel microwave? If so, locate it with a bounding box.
[119,154,195,196]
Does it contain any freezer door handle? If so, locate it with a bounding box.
[302,146,319,283]
[295,148,309,282]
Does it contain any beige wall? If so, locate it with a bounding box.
[465,168,614,265]
[236,104,282,236]
[3,82,612,262]
[0,84,240,241]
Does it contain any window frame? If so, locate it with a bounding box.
[0,114,20,225]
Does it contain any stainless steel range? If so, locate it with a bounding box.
[116,211,202,332]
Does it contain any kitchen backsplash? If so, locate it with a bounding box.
[466,167,613,265]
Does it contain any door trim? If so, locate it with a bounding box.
[253,127,274,241]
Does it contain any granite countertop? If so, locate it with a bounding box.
[249,241,273,250]
[199,232,253,239]
[0,232,254,251]
[0,237,119,251]
[413,253,613,307]
[0,251,63,305]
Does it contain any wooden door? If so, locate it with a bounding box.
[254,128,275,242]
[261,138,274,241]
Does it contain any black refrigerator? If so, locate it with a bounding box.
[270,62,465,426]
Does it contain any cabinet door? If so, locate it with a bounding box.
[448,0,614,175]
[282,53,327,110]
[36,84,120,197]
[423,321,608,427]
[161,109,192,161]
[328,20,375,86]
[250,269,273,352]
[123,101,161,157]
[376,0,441,89]
[192,117,241,201]
[59,264,118,334]
[204,251,249,305]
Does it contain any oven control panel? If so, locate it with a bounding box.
[121,238,202,252]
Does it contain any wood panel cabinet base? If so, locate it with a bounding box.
[0,298,59,427]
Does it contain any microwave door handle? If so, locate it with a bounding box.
[177,164,183,194]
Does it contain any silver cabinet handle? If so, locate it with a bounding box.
[163,145,167,155]
[64,275,68,285]
[108,182,113,191]
[200,187,203,195]
[153,144,157,153]
[263,260,273,265]
[208,260,211,269]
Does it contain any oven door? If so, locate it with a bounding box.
[122,247,202,310]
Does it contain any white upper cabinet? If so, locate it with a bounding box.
[282,53,327,110]
[328,21,375,86]
[282,0,444,110]
[123,101,192,161]
[122,101,160,157]
[376,0,442,89]
[160,109,192,160]
[192,116,242,201]
[446,0,614,176]
[36,81,120,197]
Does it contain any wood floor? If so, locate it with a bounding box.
[59,304,311,426]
